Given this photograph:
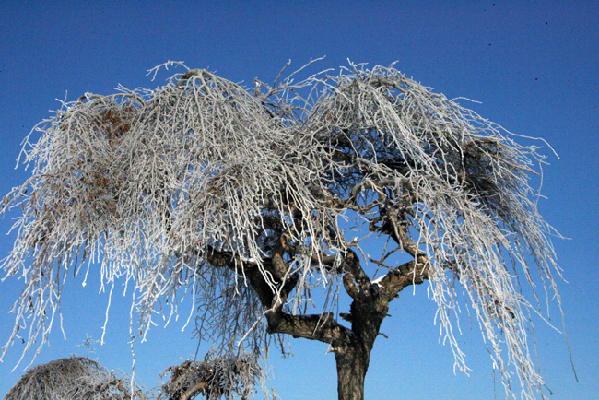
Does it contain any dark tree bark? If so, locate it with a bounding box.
[335,346,369,400]
[333,291,384,400]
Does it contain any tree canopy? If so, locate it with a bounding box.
[1,60,565,399]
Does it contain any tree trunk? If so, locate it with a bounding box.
[335,345,371,400]
[206,248,427,400]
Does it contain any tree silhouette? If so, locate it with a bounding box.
[1,60,566,399]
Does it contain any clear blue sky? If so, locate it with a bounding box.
[0,1,597,398]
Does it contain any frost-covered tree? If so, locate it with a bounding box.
[161,353,262,400]
[1,60,567,399]
[4,357,142,400]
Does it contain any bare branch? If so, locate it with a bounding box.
[265,311,350,345]
[378,260,430,302]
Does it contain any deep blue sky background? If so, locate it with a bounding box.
[0,1,597,398]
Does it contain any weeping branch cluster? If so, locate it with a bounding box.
[160,353,262,400]
[1,60,563,399]
[4,357,143,400]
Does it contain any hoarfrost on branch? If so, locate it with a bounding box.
[1,60,565,399]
